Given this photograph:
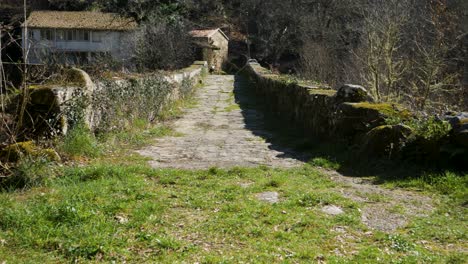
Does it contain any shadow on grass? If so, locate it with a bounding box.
[233,74,466,186]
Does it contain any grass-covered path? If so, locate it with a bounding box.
[0,75,466,263]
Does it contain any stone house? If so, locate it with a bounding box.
[190,28,229,71]
[22,11,137,64]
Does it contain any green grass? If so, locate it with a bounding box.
[99,124,179,151]
[309,157,341,170]
[59,125,102,158]
[382,171,467,203]
[0,163,465,263]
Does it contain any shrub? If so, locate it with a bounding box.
[410,117,452,141]
[128,17,193,71]
[93,75,174,132]
[386,116,452,141]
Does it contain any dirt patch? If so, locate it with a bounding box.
[325,169,434,232]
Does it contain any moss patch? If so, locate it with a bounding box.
[29,87,58,106]
[309,89,336,96]
[62,68,87,87]
[349,102,412,120]
[1,141,61,163]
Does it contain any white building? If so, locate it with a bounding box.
[22,11,137,64]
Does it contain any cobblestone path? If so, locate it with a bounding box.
[137,75,306,169]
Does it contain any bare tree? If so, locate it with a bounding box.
[15,0,30,138]
[128,17,193,71]
[352,0,411,102]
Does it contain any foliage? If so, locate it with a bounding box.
[59,125,101,158]
[386,116,452,141]
[408,117,452,141]
[60,88,91,131]
[0,157,56,190]
[128,17,193,71]
[309,157,340,170]
[93,74,173,132]
[48,0,94,11]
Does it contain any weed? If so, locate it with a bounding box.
[59,125,101,158]
[1,157,56,190]
[362,192,389,203]
[386,234,415,252]
[309,157,340,170]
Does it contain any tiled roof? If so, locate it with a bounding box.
[189,28,229,40]
[23,11,137,31]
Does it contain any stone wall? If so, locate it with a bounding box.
[28,61,207,135]
[244,62,405,139]
[244,62,467,168]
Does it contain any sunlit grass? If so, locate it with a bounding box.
[0,163,465,263]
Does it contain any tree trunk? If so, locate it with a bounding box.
[463,36,468,109]
[462,1,468,109]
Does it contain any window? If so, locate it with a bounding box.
[66,30,74,41]
[76,30,90,41]
[40,29,54,41]
[56,30,66,41]
[92,32,104,43]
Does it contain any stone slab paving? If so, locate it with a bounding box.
[137,75,305,169]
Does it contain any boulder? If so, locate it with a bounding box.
[444,112,468,148]
[26,68,95,136]
[335,84,374,103]
[360,125,413,158]
[333,102,411,138]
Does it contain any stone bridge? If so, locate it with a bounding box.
[138,62,467,170]
[137,74,308,169]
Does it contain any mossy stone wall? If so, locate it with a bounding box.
[244,62,406,140]
[244,62,467,168]
[26,62,207,136]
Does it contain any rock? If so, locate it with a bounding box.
[256,192,279,204]
[335,84,374,103]
[0,141,61,163]
[239,182,254,188]
[114,214,129,224]
[333,102,412,139]
[321,205,344,215]
[360,124,413,158]
[26,68,95,136]
[444,112,468,148]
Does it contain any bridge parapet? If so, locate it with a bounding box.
[243,62,467,168]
